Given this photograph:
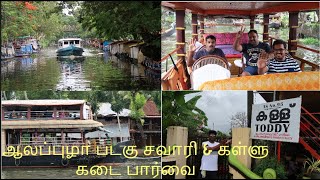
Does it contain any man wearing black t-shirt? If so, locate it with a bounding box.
[233,28,271,76]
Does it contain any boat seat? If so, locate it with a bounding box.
[192,55,230,71]
[191,55,231,90]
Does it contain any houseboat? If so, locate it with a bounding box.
[161,2,319,91]
[1,99,115,168]
[56,38,84,57]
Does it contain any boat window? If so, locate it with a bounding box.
[30,106,54,120]
[75,40,79,44]
[70,41,74,45]
[64,41,68,45]
[59,42,62,47]
[4,106,28,120]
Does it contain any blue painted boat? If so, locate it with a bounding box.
[14,44,33,57]
[56,38,84,56]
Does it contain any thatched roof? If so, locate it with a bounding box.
[2,120,103,129]
[2,100,86,106]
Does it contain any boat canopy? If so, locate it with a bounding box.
[2,120,103,129]
[162,2,318,17]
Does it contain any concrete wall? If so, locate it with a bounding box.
[166,126,188,179]
[229,128,252,179]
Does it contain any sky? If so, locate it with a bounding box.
[184,91,267,134]
[184,91,247,134]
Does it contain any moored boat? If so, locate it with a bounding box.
[56,38,84,57]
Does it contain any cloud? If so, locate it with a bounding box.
[185,91,247,134]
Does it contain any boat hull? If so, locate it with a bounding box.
[57,46,84,56]
[2,154,105,168]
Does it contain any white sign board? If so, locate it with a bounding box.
[251,96,302,143]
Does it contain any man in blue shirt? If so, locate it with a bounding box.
[187,35,226,67]
[233,28,271,76]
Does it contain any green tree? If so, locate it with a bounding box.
[129,92,147,148]
[110,91,130,141]
[79,1,161,60]
[162,91,208,139]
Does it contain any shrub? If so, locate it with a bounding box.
[253,157,287,179]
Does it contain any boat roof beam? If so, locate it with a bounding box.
[162,2,319,17]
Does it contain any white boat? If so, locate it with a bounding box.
[56,38,84,57]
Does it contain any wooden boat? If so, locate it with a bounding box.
[1,99,116,168]
[14,44,33,57]
[161,2,319,91]
[56,38,84,57]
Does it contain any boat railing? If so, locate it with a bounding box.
[161,46,190,90]
[3,110,82,120]
[3,111,28,120]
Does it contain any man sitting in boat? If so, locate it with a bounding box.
[257,39,301,74]
[187,35,226,67]
[233,28,271,76]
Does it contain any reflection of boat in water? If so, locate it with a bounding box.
[57,56,85,61]
[56,38,84,57]
[56,58,91,91]
[1,57,38,75]
[20,57,37,70]
[2,99,118,167]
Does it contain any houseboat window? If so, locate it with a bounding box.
[75,40,80,44]
[4,106,28,120]
[57,105,81,120]
[64,41,68,45]
[31,106,54,120]
[59,42,63,47]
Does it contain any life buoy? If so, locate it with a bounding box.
[61,158,69,167]
[15,158,21,166]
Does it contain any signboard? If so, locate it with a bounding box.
[251,96,302,143]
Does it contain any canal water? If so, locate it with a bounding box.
[1,47,160,91]
[1,158,161,179]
